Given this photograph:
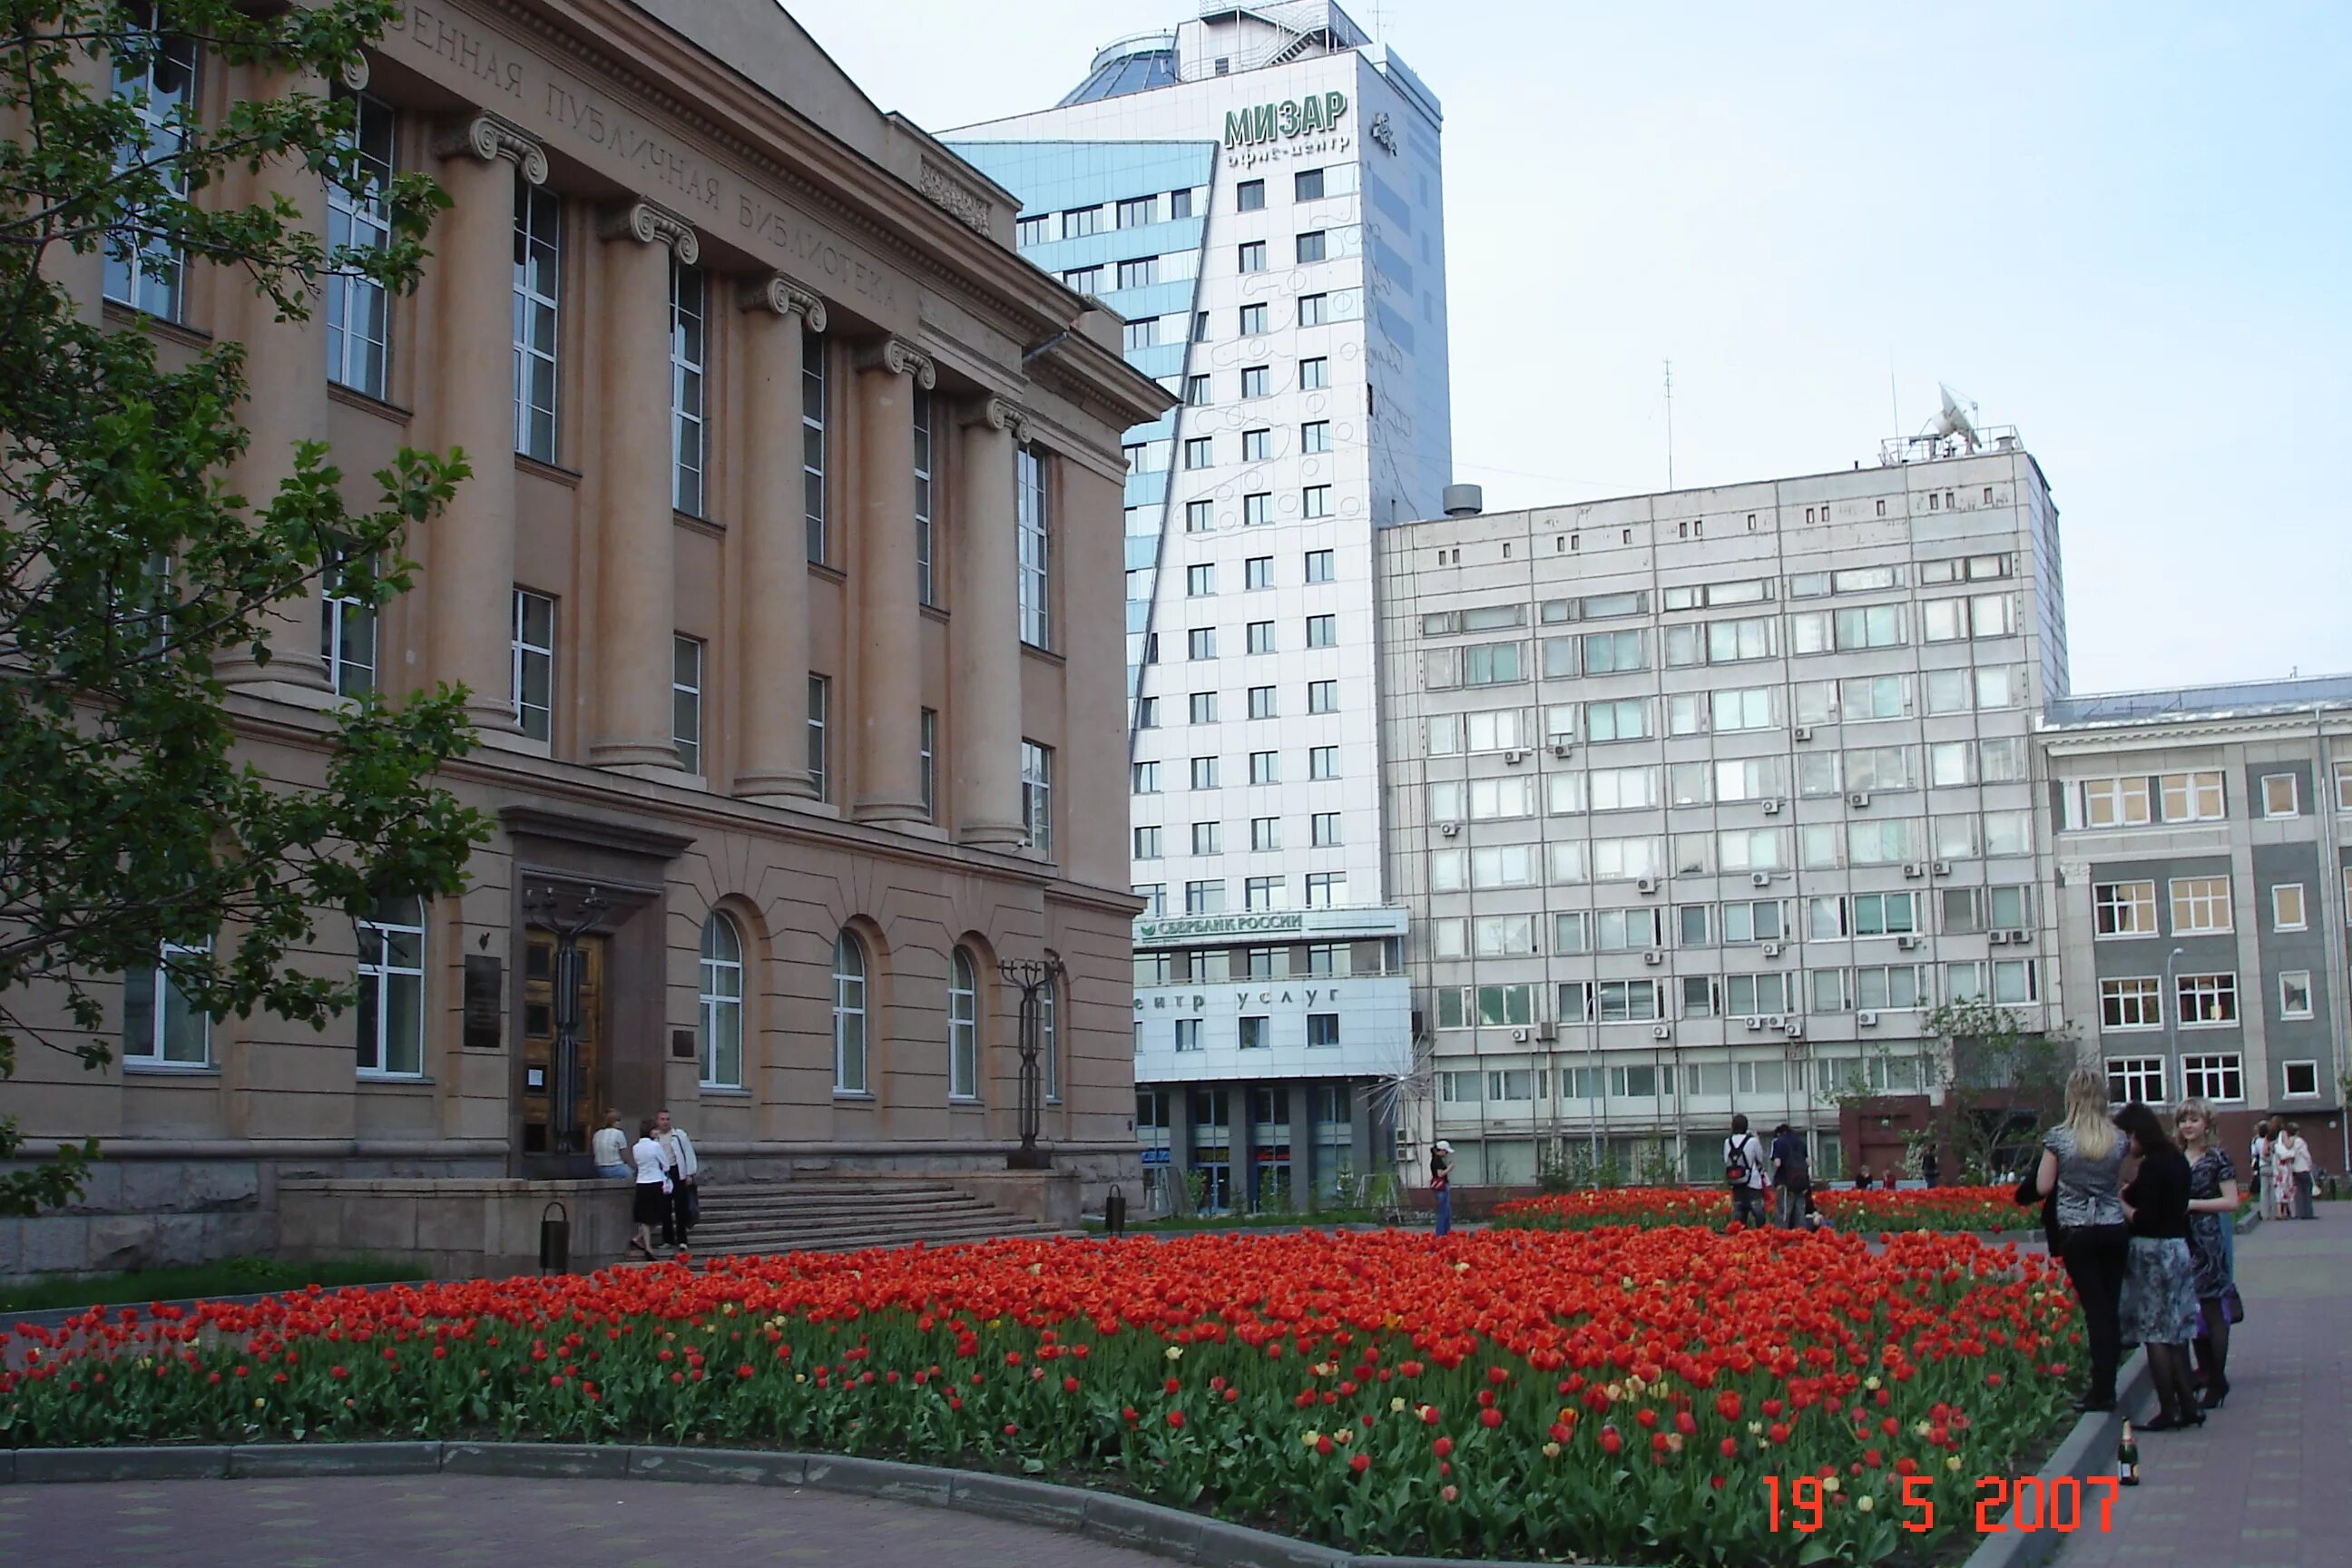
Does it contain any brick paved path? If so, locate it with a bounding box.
[2057,1213,2349,1568]
[0,1474,1172,1568]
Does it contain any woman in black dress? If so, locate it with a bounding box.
[2115,1102,2202,1430]
[2173,1098,2239,1408]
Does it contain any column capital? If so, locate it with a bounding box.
[433,111,548,185]
[852,336,936,390]
[961,395,1030,445]
[596,199,700,265]
[736,273,827,331]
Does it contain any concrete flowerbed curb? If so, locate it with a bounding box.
[0,1354,2159,1568]
[1957,1347,2154,1568]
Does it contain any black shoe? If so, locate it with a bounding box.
[2072,1396,2116,1413]
[2142,1411,2203,1431]
[2200,1382,2229,1410]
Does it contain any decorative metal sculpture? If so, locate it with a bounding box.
[523,884,608,1155]
[999,949,1063,1170]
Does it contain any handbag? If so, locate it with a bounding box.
[2224,1283,2245,1324]
[682,1181,701,1224]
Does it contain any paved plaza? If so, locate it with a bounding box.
[0,1473,1171,1568]
[2056,1211,2348,1568]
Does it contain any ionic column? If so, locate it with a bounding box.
[587,198,697,771]
[217,57,341,691]
[849,337,935,823]
[953,398,1030,847]
[429,112,547,732]
[732,275,826,800]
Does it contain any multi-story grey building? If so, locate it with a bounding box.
[1375,433,2071,1185]
[2043,676,2352,1170]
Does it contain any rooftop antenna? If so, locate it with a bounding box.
[1926,383,1980,454]
[1663,358,1675,490]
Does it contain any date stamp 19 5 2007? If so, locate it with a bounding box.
[1764,1475,2121,1535]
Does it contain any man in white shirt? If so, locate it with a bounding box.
[654,1109,701,1254]
[1724,1112,1768,1229]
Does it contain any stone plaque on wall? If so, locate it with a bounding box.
[464,955,504,1052]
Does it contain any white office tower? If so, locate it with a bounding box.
[950,3,1452,1211]
[1377,430,2069,1189]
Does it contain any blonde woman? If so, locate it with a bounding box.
[2174,1099,2239,1408]
[2037,1068,2130,1412]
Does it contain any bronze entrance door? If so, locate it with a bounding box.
[522,928,606,1156]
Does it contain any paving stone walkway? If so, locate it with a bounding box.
[0,1474,1171,1568]
[2056,1210,2349,1568]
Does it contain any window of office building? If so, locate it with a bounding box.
[697,912,744,1088]
[104,20,198,318]
[122,937,211,1067]
[319,547,378,698]
[1239,240,1267,271]
[511,589,554,741]
[1017,445,1051,647]
[2171,877,2232,935]
[355,897,426,1077]
[326,91,396,397]
[2094,880,2157,936]
[807,674,830,800]
[671,260,707,514]
[671,634,703,773]
[1297,230,1327,263]
[1021,741,1053,853]
[803,328,828,561]
[2176,973,2238,1026]
[2160,770,2226,822]
[512,181,563,461]
[2180,1054,2243,1102]
[2100,976,2161,1030]
[1300,357,1329,388]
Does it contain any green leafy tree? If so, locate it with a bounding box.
[1921,1000,2082,1184]
[0,2,487,1215]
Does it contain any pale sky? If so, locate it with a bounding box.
[783,0,2351,694]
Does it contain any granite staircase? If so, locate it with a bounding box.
[678,1178,1067,1259]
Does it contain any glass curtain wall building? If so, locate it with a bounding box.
[951,1,1452,1209]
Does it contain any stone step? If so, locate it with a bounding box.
[671,1178,1061,1257]
[689,1215,1017,1247]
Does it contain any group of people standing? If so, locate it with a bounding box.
[2034,1071,2240,1431]
[2249,1119,2318,1220]
[1722,1113,1940,1231]
[591,1108,700,1261]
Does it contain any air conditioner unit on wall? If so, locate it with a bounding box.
[1784,1021,1805,1039]
[1643,949,1664,965]
[2002,928,2032,945]
[1848,791,1873,808]
[1750,872,1772,887]
[1988,930,2010,946]
[1932,860,1953,876]
[1651,1024,1671,1041]
[1535,1022,1558,1042]
[1902,862,1925,879]
[1511,1027,1530,1043]
[1857,1010,1880,1026]
[1896,934,1921,950]
[1504,749,1526,765]
[1636,877,1659,895]
[1761,942,1783,958]
[1793,726,1815,742]
[1761,799,1784,815]
[1551,741,1573,759]
[1439,821,1460,837]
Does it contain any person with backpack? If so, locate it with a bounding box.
[1769,1123,1810,1230]
[1429,1140,1454,1237]
[1724,1114,1767,1229]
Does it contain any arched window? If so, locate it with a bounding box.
[833,930,867,1093]
[947,946,979,1102]
[699,912,743,1089]
[1041,975,1059,1103]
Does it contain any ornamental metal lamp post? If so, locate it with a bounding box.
[1000,950,1063,1171]
[523,884,608,1156]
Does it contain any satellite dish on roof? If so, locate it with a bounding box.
[1928,384,1980,453]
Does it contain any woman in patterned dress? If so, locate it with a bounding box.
[2115,1101,2204,1430]
[2173,1099,2239,1409]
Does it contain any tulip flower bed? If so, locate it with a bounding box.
[1,1227,2077,1566]
[1494,1185,2030,1236]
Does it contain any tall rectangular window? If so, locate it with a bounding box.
[1295,168,1326,201]
[325,91,394,397]
[671,634,703,773]
[1302,420,1331,453]
[913,388,936,604]
[355,897,426,1077]
[1241,365,1270,398]
[1022,740,1053,854]
[1017,446,1051,647]
[671,261,707,514]
[1296,230,1328,263]
[1302,485,1331,518]
[511,589,554,741]
[1306,614,1336,648]
[1304,549,1334,583]
[319,547,377,698]
[1300,357,1329,388]
[803,328,828,560]
[1240,302,1269,336]
[1239,240,1267,271]
[512,181,562,461]
[103,20,198,319]
[1236,179,1266,211]
[807,674,830,800]
[919,708,937,819]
